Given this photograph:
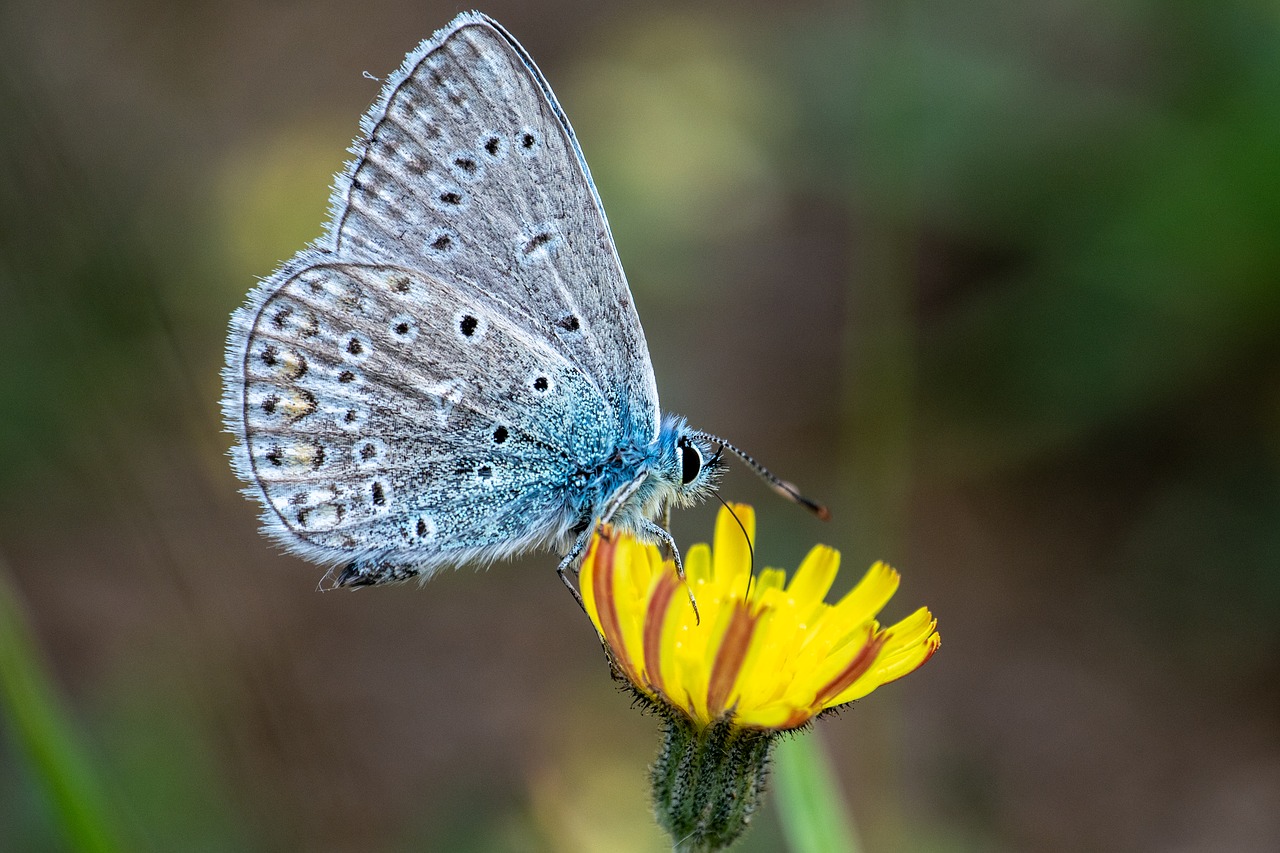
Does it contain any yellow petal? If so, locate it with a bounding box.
[706,602,760,719]
[580,534,605,636]
[812,627,888,706]
[882,607,937,651]
[875,631,941,684]
[619,539,654,673]
[751,568,787,600]
[786,545,840,610]
[713,503,755,588]
[830,561,899,627]
[666,585,717,725]
[582,530,645,688]
[643,569,686,696]
[684,542,713,587]
[828,618,941,706]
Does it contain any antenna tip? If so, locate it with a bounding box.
[798,495,831,521]
[771,479,830,521]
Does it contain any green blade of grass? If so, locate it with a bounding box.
[0,555,125,853]
[772,732,862,853]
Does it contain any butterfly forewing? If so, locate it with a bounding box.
[331,14,660,441]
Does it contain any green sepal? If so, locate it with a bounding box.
[650,710,777,852]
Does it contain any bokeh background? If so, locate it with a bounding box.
[3,0,1279,850]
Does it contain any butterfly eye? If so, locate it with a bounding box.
[678,438,702,486]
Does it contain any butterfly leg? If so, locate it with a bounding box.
[641,520,700,624]
[556,526,594,612]
[657,503,674,559]
[334,560,421,588]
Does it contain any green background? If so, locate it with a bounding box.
[2,0,1278,850]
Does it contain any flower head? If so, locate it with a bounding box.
[581,503,940,731]
[580,504,940,850]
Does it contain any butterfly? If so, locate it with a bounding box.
[222,11,825,594]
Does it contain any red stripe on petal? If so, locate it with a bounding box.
[707,603,758,720]
[643,572,681,696]
[815,629,888,707]
[590,532,642,685]
[779,708,815,730]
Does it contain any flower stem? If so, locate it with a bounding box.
[772,732,862,853]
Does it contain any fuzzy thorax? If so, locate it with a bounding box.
[567,413,725,544]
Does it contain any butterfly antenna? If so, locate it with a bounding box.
[715,493,757,603]
[697,432,831,521]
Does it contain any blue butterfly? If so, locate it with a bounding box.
[223,12,825,594]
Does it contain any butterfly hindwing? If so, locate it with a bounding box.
[228,260,611,574]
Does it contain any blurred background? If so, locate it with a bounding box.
[2,0,1278,850]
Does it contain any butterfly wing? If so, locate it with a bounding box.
[224,14,668,579]
[328,12,660,442]
[225,260,613,578]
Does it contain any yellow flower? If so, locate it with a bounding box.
[580,503,940,731]
[580,504,940,850]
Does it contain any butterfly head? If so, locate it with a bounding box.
[655,416,726,508]
[653,418,831,522]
